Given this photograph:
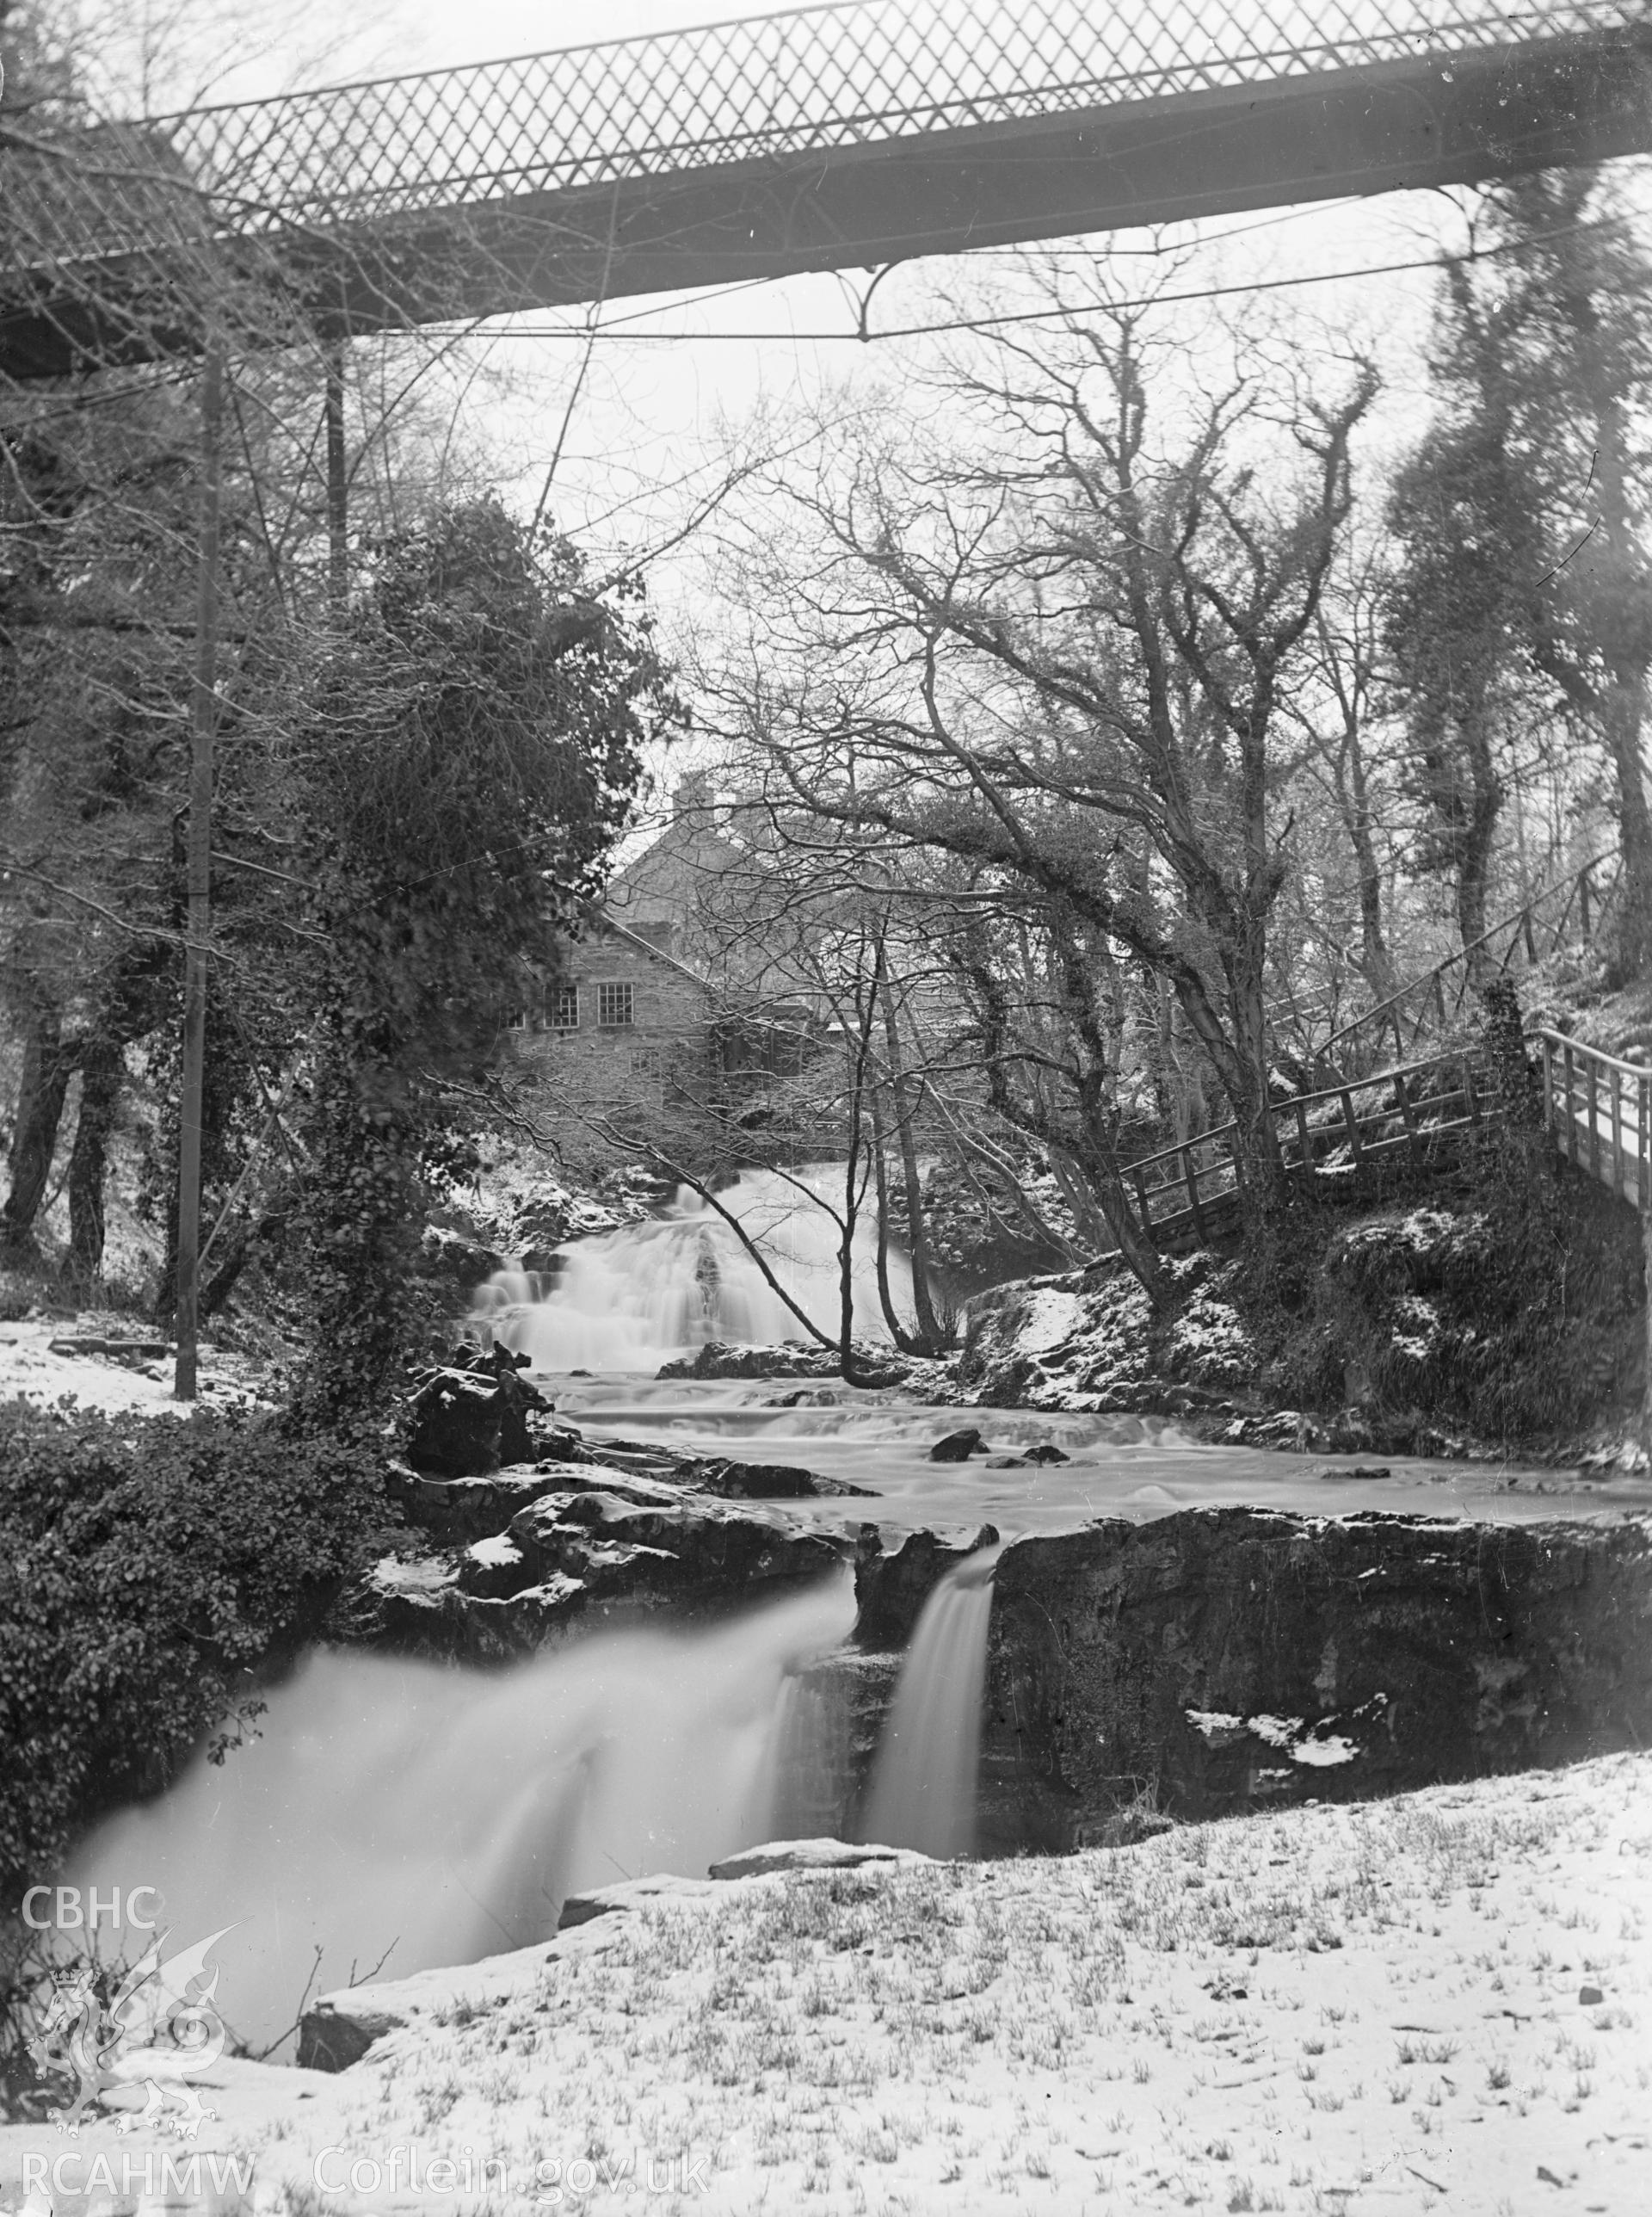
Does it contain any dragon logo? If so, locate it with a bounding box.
[28,1926,235,2139]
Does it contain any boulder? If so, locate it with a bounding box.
[404,1342,552,1476]
[416,1225,505,1292]
[980,1507,1652,1855]
[928,1427,989,1461]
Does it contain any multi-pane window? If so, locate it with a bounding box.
[596,982,634,1028]
[548,984,579,1030]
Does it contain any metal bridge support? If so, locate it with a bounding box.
[173,335,225,1402]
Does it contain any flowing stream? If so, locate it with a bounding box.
[64,1168,1628,2050]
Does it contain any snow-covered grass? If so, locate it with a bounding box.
[6,1756,1646,2214]
[0,1318,274,1417]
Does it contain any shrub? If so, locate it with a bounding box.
[0,1399,398,1904]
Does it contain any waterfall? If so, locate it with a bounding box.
[469,1164,915,1371]
[859,1542,1004,1859]
[65,1575,855,2051]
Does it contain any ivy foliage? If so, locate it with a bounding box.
[287,500,680,1413]
[0,1398,397,1905]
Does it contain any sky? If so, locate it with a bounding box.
[85,0,1650,810]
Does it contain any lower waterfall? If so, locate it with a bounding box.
[859,1543,1004,1859]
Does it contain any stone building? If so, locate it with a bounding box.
[502,775,829,1159]
[505,915,718,1145]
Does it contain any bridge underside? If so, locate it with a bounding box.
[3,26,1649,378]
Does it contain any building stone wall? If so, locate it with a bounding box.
[505,927,717,1158]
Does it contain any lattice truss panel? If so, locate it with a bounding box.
[4,0,1648,256]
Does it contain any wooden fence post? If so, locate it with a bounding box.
[1394,1071,1421,1163]
[1611,1066,1626,1201]
[1339,1089,1364,1164]
[1563,1041,1577,1165]
[1587,1054,1601,1183]
[1131,1165,1156,1250]
[1180,1147,1207,1242]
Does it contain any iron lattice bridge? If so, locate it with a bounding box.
[3,0,1650,374]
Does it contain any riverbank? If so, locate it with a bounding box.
[5,1752,1646,2215]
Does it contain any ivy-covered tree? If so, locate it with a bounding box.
[1391,171,1652,979]
[289,497,678,1412]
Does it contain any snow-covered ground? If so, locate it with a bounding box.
[0,1317,277,1416]
[5,1755,1648,2215]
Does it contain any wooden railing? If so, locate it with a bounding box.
[1539,1029,1651,1213]
[1125,1048,1493,1249]
[1270,848,1621,1082]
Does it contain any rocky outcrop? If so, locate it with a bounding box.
[980,1506,1652,1855]
[853,1523,1000,1650]
[373,1436,853,1662]
[677,1454,873,1499]
[404,1343,552,1476]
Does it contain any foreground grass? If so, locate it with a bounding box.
[3,1755,1648,2214]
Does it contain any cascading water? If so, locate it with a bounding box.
[859,1542,1005,1859]
[66,1576,855,2051]
[469,1164,915,1371]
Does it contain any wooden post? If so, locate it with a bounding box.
[1394,1071,1421,1163]
[1587,1054,1600,1183]
[1641,1072,1650,1213]
[1180,1146,1207,1242]
[1580,863,1593,942]
[174,337,225,1404]
[1563,1041,1578,1165]
[1295,1098,1313,1177]
[1541,1036,1554,1147]
[1339,1089,1364,1164]
[1611,1066,1626,1201]
[1464,1061,1481,1127]
[1131,1165,1156,1250]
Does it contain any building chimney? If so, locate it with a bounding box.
[675,771,711,818]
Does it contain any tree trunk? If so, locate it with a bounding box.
[65,1037,125,1284]
[1600,664,1652,978]
[879,991,946,1348]
[3,1001,77,1249]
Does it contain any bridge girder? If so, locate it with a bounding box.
[2,22,1649,377]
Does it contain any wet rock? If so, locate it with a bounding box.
[680,1455,874,1500]
[1023,1442,1070,1465]
[928,1427,989,1461]
[984,1454,1029,1469]
[376,1572,589,1662]
[509,1489,846,1605]
[404,1343,552,1476]
[980,1508,1652,1854]
[853,1524,1000,1650]
[417,1224,505,1292]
